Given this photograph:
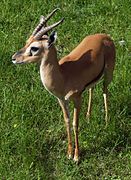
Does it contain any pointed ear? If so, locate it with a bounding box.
[48,31,57,48]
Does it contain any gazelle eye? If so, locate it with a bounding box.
[31,47,39,52]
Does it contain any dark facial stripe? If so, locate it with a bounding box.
[16,49,25,56]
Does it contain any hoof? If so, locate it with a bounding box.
[73,156,79,164]
[86,113,90,123]
[67,154,72,160]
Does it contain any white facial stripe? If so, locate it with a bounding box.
[25,46,31,55]
[31,41,41,47]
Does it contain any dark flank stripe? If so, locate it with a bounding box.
[82,60,105,92]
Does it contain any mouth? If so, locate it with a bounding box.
[12,60,25,64]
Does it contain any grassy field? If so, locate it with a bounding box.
[0,0,131,179]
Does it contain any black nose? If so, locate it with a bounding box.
[12,54,16,60]
[12,56,16,63]
[12,58,16,64]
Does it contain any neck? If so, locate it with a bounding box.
[41,45,59,67]
[40,45,65,98]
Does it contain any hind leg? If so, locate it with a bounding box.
[103,85,108,126]
[86,88,93,121]
[103,69,113,126]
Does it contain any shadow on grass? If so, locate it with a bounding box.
[33,138,59,180]
[80,126,130,162]
[79,93,130,162]
[32,93,131,173]
[80,117,130,163]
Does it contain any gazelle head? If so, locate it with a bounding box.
[12,8,63,64]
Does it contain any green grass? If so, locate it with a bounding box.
[0,0,131,179]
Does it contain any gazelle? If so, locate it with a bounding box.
[12,9,115,162]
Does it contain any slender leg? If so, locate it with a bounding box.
[58,99,72,159]
[103,68,113,127]
[86,88,93,121]
[103,86,108,127]
[72,96,81,162]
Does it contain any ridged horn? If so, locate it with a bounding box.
[34,18,64,40]
[32,8,60,36]
[32,16,46,36]
[44,8,60,23]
